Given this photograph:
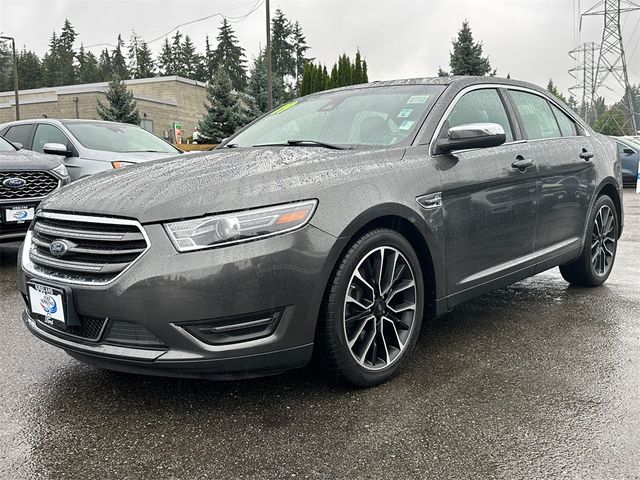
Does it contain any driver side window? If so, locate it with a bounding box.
[445,89,514,142]
[32,124,71,154]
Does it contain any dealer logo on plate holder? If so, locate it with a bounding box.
[11,210,29,221]
[40,295,57,324]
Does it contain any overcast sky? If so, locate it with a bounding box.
[1,0,639,103]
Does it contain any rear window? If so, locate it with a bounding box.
[4,124,32,146]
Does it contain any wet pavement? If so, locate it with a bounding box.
[1,190,639,479]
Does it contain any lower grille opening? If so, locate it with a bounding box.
[180,309,283,345]
[36,314,107,342]
[103,320,166,349]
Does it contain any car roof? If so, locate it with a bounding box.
[0,118,138,129]
[305,76,551,97]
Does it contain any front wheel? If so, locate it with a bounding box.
[318,229,424,387]
[560,195,619,287]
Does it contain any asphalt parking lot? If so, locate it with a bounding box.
[0,190,639,479]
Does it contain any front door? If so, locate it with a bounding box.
[435,88,539,306]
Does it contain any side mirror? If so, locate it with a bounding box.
[436,123,506,154]
[43,142,70,156]
[622,148,635,155]
[11,141,23,150]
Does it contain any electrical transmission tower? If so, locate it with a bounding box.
[569,42,599,124]
[583,0,640,133]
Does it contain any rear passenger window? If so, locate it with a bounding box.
[510,91,561,140]
[550,104,578,137]
[4,124,32,146]
[445,89,514,143]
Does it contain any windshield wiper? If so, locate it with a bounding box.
[253,140,352,150]
[223,143,239,148]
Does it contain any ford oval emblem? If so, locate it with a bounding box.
[2,177,27,189]
[49,240,69,257]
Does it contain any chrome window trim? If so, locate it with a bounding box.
[22,211,151,287]
[429,83,590,156]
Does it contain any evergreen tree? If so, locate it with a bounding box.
[76,45,102,84]
[157,38,175,75]
[96,76,140,124]
[291,20,310,90]
[198,69,247,142]
[0,42,12,91]
[127,31,140,76]
[437,67,449,77]
[181,35,201,80]
[204,35,215,80]
[57,19,78,85]
[271,9,294,79]
[362,59,368,83]
[449,20,492,76]
[170,30,184,76]
[352,50,365,85]
[593,107,626,136]
[547,79,567,103]
[16,49,43,89]
[212,19,247,91]
[248,50,286,112]
[42,32,61,86]
[111,34,129,79]
[98,48,113,80]
[135,40,156,78]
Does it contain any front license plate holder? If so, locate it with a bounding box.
[27,282,80,329]
[2,205,35,224]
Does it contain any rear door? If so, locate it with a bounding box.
[436,87,539,305]
[506,89,596,265]
[3,123,35,149]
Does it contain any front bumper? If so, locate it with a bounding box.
[18,223,344,378]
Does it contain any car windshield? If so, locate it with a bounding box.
[63,122,180,154]
[0,136,17,152]
[230,85,445,148]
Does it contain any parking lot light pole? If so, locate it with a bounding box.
[0,36,19,120]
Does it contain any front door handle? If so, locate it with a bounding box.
[512,157,534,171]
[580,149,594,161]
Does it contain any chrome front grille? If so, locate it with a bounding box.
[26,212,149,284]
[0,171,59,200]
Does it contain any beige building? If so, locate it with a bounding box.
[0,76,207,142]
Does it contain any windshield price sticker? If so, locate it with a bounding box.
[399,120,416,130]
[407,95,429,104]
[397,109,413,118]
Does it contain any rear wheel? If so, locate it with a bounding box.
[318,229,424,387]
[559,195,618,287]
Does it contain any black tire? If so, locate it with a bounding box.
[318,228,424,387]
[559,195,619,287]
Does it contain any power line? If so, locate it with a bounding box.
[83,0,263,50]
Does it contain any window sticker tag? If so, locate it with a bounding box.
[398,120,416,131]
[271,101,298,115]
[397,108,413,118]
[407,95,429,104]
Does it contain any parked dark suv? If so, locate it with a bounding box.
[17,77,623,386]
[0,135,70,243]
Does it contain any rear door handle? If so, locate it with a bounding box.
[511,158,534,171]
[580,149,594,161]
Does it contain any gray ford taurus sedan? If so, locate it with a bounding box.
[17,77,623,386]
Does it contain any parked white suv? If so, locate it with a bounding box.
[0,119,183,181]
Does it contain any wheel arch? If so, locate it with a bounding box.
[595,179,623,238]
[316,204,442,324]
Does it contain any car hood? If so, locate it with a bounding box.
[0,149,62,171]
[83,149,181,163]
[41,146,406,223]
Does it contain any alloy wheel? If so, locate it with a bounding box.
[591,205,616,276]
[343,246,417,371]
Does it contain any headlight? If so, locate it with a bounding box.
[51,163,68,177]
[112,161,135,169]
[164,200,318,252]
